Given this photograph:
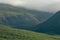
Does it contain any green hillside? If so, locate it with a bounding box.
[0,24,60,40]
[0,4,53,29]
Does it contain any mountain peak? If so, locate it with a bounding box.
[34,10,60,34]
[56,10,60,13]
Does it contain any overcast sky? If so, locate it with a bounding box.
[0,0,60,13]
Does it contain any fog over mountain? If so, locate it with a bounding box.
[0,0,60,13]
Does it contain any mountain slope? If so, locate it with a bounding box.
[0,3,53,29]
[35,11,60,34]
[0,24,60,40]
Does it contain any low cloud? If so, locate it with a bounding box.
[0,0,60,12]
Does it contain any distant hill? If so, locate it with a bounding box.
[0,3,53,29]
[0,24,60,40]
[35,11,60,34]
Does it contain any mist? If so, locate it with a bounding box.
[0,0,60,13]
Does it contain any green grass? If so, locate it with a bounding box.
[0,25,60,40]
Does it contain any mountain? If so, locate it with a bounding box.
[0,3,53,29]
[34,11,60,34]
[0,24,60,40]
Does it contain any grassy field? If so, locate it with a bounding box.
[0,25,60,40]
